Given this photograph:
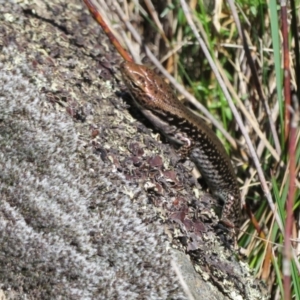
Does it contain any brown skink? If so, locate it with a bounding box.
[120,61,241,230]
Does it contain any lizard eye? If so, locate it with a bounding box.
[130,80,141,90]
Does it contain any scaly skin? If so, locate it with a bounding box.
[120,61,241,230]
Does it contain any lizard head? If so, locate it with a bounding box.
[120,61,181,112]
